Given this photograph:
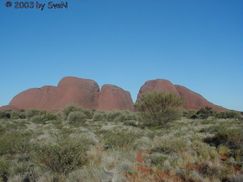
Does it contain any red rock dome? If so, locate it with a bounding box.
[137,79,226,111]
[4,76,227,112]
[175,85,225,111]
[56,77,100,110]
[9,77,134,111]
[137,79,179,100]
[10,77,100,111]
[97,84,134,111]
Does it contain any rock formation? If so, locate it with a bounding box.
[8,77,134,111]
[175,85,225,111]
[0,105,19,111]
[97,84,134,111]
[137,79,179,100]
[57,77,100,110]
[137,79,226,111]
[1,76,226,112]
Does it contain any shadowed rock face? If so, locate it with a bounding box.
[97,84,134,111]
[175,85,213,110]
[137,79,179,100]
[175,85,226,111]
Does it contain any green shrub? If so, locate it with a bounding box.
[83,110,94,119]
[103,130,139,150]
[63,106,78,117]
[92,112,106,121]
[191,140,218,161]
[106,111,137,123]
[215,111,241,119]
[25,110,43,119]
[0,158,9,182]
[214,128,241,149]
[204,127,243,163]
[0,111,11,119]
[150,154,168,169]
[0,132,31,155]
[152,138,188,154]
[123,120,139,127]
[135,92,182,126]
[218,145,230,157]
[31,112,57,124]
[192,107,214,119]
[183,110,197,119]
[64,106,94,121]
[10,111,26,119]
[67,111,87,125]
[106,111,123,122]
[35,138,89,174]
[197,162,221,177]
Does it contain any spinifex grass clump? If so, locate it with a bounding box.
[135,92,182,127]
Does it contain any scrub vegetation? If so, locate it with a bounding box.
[0,93,242,182]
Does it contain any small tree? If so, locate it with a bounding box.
[193,107,214,119]
[135,92,182,126]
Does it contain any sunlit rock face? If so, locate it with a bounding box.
[97,84,134,111]
[4,77,226,112]
[10,77,100,111]
[9,76,134,111]
[137,79,179,100]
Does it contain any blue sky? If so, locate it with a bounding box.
[0,0,242,111]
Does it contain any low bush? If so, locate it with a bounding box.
[106,111,137,123]
[191,107,214,119]
[10,111,26,119]
[218,145,230,159]
[207,128,242,149]
[103,130,139,150]
[135,92,182,127]
[67,111,87,126]
[106,111,124,122]
[25,110,43,119]
[83,110,94,119]
[152,138,188,154]
[92,112,106,121]
[183,110,197,119]
[215,111,242,119]
[0,111,11,119]
[63,106,79,118]
[204,127,243,163]
[0,158,9,182]
[197,162,221,178]
[150,154,168,169]
[31,112,57,124]
[35,138,89,175]
[0,131,31,155]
